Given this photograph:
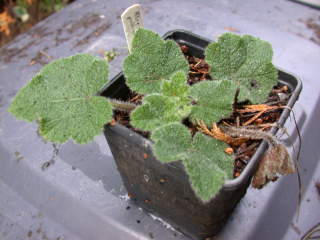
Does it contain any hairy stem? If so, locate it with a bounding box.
[108,98,137,112]
[220,125,278,147]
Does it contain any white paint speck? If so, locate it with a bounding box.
[149,213,181,234]
[144,174,150,182]
[119,194,130,201]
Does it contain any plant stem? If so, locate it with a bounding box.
[220,125,278,147]
[108,98,137,112]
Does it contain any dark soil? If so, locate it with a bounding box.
[183,45,212,85]
[221,99,288,177]
[113,44,290,178]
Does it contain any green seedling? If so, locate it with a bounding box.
[9,28,279,201]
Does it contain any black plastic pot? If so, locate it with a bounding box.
[100,30,302,239]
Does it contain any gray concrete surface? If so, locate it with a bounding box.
[0,0,320,239]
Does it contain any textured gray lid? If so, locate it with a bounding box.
[0,0,319,240]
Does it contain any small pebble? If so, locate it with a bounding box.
[255,118,263,124]
[159,178,166,183]
[180,45,189,53]
[278,92,288,101]
[110,119,117,126]
[224,147,234,155]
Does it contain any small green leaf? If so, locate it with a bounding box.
[130,94,189,132]
[151,123,191,163]
[123,28,189,94]
[131,71,191,132]
[162,71,190,99]
[9,54,112,144]
[151,123,234,201]
[190,80,237,126]
[205,33,277,103]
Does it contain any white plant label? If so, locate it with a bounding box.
[121,4,143,53]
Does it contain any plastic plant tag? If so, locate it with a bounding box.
[121,4,143,53]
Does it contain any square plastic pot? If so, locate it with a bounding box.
[100,30,302,239]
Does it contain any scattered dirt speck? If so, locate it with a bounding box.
[148,232,154,239]
[27,26,53,39]
[316,181,320,195]
[66,13,102,34]
[224,27,240,32]
[290,222,301,235]
[305,17,320,45]
[0,39,36,62]
[1,12,110,63]
[14,151,24,162]
[29,47,52,66]
[41,160,54,170]
[73,22,112,48]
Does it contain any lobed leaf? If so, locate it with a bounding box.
[184,132,234,201]
[9,54,112,144]
[205,33,277,103]
[123,28,189,94]
[189,80,237,126]
[151,123,191,163]
[151,123,234,201]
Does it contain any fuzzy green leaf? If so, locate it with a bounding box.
[123,28,189,94]
[184,133,233,201]
[130,93,190,132]
[151,123,234,201]
[162,71,190,99]
[205,33,277,103]
[9,54,112,144]
[151,123,192,163]
[190,80,237,126]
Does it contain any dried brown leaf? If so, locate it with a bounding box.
[0,9,15,36]
[252,143,295,188]
[220,125,296,189]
